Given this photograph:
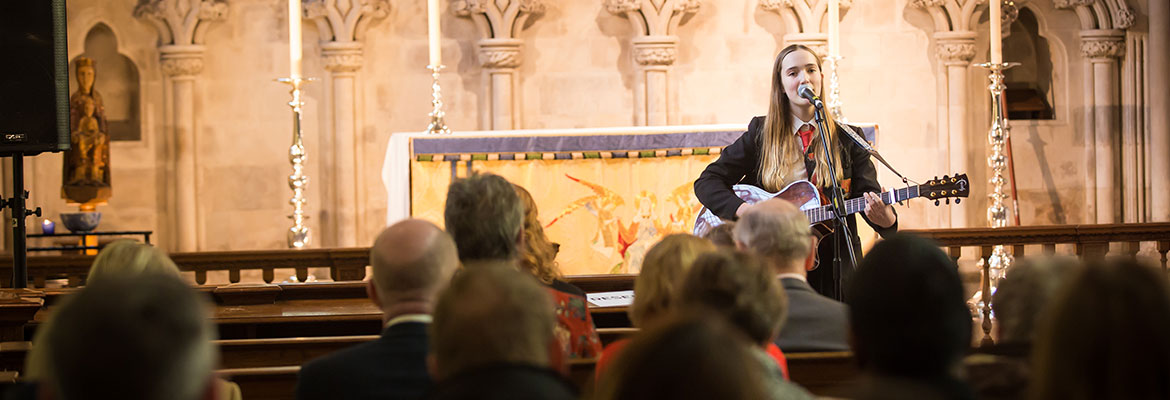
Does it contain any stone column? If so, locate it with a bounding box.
[1151,0,1170,222]
[160,46,204,252]
[934,32,976,228]
[478,39,523,130]
[454,0,544,130]
[1081,30,1124,224]
[136,0,227,252]
[305,0,388,246]
[605,0,699,126]
[633,36,677,126]
[322,42,362,247]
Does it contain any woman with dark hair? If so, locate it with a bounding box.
[1029,260,1170,400]
[694,44,898,300]
[513,185,603,362]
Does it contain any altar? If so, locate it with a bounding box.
[383,124,877,275]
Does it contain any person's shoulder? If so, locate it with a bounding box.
[548,279,586,297]
[299,339,384,377]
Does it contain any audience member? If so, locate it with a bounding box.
[846,234,973,400]
[296,219,459,400]
[593,312,770,400]
[428,264,576,399]
[702,221,737,248]
[736,198,849,352]
[965,258,1081,400]
[595,233,715,378]
[443,172,524,264]
[1029,259,1170,400]
[46,274,218,400]
[677,250,813,399]
[514,184,603,360]
[23,240,241,400]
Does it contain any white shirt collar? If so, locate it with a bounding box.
[776,272,807,283]
[790,115,815,135]
[385,313,432,328]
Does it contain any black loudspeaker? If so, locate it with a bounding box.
[0,0,69,156]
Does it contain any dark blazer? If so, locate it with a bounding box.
[694,116,898,300]
[296,321,431,400]
[426,363,578,400]
[775,277,850,352]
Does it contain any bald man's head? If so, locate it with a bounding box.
[733,199,813,273]
[369,219,460,312]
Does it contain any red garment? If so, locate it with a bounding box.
[797,123,816,153]
[765,343,790,380]
[546,283,603,367]
[594,338,631,382]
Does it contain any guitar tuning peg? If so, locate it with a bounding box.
[955,198,961,204]
[946,198,950,205]
[934,200,940,206]
[942,174,949,180]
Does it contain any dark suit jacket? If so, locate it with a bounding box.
[774,277,850,352]
[296,321,431,400]
[694,116,898,300]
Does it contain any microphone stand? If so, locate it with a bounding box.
[811,99,857,299]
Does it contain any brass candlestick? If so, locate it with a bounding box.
[972,61,1019,345]
[276,76,317,248]
[426,64,450,135]
[824,55,847,122]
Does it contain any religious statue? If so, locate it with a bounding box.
[62,57,112,207]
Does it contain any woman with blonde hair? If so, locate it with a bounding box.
[513,185,603,362]
[694,44,898,300]
[594,233,715,379]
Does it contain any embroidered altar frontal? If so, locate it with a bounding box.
[395,124,878,276]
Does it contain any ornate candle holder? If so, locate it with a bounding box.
[824,55,847,123]
[426,64,450,135]
[276,76,317,249]
[971,61,1019,345]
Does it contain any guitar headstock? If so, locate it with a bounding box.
[922,174,970,204]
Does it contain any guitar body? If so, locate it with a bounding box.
[693,180,823,237]
[692,173,971,271]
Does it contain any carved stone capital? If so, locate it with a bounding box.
[134,0,228,46]
[159,45,205,77]
[1053,0,1093,9]
[632,36,679,66]
[454,0,545,40]
[783,33,828,60]
[1080,38,1124,59]
[322,42,364,73]
[909,0,945,9]
[604,0,642,14]
[478,39,523,69]
[1080,30,1125,59]
[937,42,977,63]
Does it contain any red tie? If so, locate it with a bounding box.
[797,124,816,153]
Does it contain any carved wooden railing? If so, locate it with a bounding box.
[904,222,1170,346]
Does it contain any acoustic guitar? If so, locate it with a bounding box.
[693,174,971,269]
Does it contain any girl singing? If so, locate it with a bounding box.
[693,44,898,300]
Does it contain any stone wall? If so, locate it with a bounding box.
[9,0,1158,253]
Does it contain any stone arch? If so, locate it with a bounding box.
[1003,7,1057,119]
[70,22,141,141]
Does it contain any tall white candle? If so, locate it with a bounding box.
[828,0,840,57]
[989,0,1002,64]
[428,0,442,66]
[289,0,302,77]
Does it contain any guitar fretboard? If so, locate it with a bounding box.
[804,185,920,224]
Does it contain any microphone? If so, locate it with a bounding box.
[797,84,823,109]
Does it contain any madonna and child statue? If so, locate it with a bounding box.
[62,57,111,209]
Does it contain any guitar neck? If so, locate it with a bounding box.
[804,185,921,224]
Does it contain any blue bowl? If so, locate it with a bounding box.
[60,212,101,233]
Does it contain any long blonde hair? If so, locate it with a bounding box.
[759,44,843,192]
[513,184,563,285]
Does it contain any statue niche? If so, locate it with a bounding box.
[62,57,112,206]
